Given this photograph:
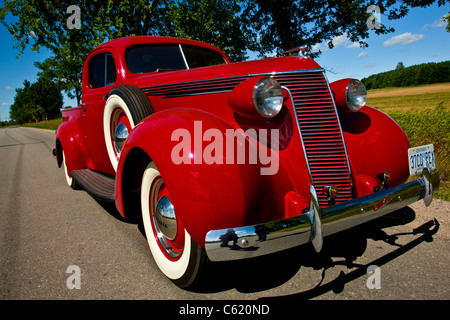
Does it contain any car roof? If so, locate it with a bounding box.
[92,36,224,55]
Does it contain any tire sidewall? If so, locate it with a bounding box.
[141,163,192,281]
[62,150,76,189]
[103,94,135,172]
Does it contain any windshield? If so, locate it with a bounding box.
[125,44,226,74]
[182,45,226,68]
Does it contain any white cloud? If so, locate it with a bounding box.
[431,19,446,28]
[365,63,376,68]
[346,42,361,50]
[357,52,368,59]
[312,33,350,53]
[383,32,424,47]
[422,15,447,31]
[331,34,349,48]
[311,43,323,52]
[1,102,12,106]
[4,86,12,91]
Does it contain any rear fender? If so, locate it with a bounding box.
[116,109,264,247]
[55,120,88,173]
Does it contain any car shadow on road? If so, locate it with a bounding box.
[95,199,140,224]
[94,197,440,297]
[192,206,440,297]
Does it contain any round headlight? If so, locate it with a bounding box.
[253,77,284,118]
[346,79,367,112]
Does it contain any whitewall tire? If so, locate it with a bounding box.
[103,85,154,172]
[140,162,207,288]
[62,151,76,189]
[104,94,135,172]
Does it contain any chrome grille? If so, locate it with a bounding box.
[274,71,353,207]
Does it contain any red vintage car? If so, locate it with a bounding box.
[55,36,440,288]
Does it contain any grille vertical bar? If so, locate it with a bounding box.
[274,72,353,207]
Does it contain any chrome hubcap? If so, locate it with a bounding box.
[150,176,183,259]
[155,196,177,240]
[114,122,129,155]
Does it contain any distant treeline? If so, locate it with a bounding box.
[361,61,450,90]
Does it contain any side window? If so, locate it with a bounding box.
[90,53,116,89]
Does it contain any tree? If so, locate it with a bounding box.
[242,0,450,57]
[34,56,82,105]
[0,0,167,104]
[443,12,450,32]
[10,80,32,124]
[9,78,63,124]
[0,0,250,104]
[396,62,405,70]
[165,0,249,61]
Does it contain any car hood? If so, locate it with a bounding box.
[129,56,322,88]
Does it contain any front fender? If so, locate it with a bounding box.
[340,106,410,197]
[116,108,264,247]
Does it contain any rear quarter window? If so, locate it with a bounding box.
[90,53,116,88]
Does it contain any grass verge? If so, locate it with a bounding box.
[21,118,63,131]
[368,84,449,200]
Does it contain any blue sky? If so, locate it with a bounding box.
[0,3,449,121]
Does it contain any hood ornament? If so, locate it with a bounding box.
[282,45,308,57]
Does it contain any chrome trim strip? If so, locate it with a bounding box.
[148,90,234,99]
[250,68,325,78]
[141,68,325,93]
[205,168,440,262]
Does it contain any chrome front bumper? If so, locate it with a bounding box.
[205,168,440,262]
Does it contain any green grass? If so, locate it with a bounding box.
[368,85,449,200]
[369,92,450,113]
[21,118,63,131]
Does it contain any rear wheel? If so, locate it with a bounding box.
[62,150,77,189]
[104,85,154,171]
[140,162,207,288]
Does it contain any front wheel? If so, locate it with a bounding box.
[140,162,208,288]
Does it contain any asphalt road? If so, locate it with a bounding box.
[1,126,449,302]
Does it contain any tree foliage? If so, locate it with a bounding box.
[396,62,405,70]
[10,78,64,124]
[444,12,450,32]
[0,0,249,104]
[241,0,450,57]
[361,61,450,89]
[164,0,249,61]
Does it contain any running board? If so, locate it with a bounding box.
[70,169,115,202]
